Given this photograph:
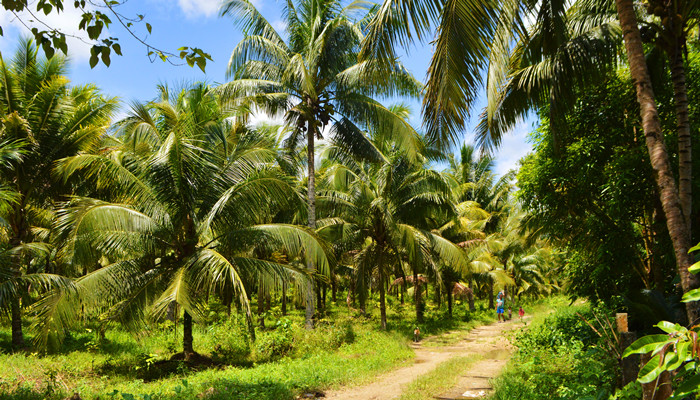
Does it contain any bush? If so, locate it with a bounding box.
[491,303,619,400]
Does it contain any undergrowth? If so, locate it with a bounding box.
[0,294,510,400]
[490,299,632,400]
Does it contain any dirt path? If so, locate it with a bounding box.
[322,318,526,400]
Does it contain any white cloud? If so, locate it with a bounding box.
[0,6,98,63]
[177,0,226,18]
[492,120,535,177]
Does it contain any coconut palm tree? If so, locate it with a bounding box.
[33,84,329,356]
[0,39,118,348]
[218,0,422,328]
[317,126,467,328]
[362,0,700,322]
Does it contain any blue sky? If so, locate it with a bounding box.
[0,0,535,175]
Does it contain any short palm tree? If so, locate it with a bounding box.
[218,0,422,328]
[0,39,117,348]
[34,84,329,356]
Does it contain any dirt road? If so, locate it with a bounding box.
[322,318,524,400]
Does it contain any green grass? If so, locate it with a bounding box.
[0,295,510,400]
[0,293,560,400]
[396,355,483,400]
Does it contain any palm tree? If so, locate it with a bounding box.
[33,84,329,356]
[0,39,117,348]
[317,126,467,328]
[615,0,698,322]
[362,0,700,322]
[218,0,422,328]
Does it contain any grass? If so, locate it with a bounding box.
[396,355,483,400]
[0,294,511,400]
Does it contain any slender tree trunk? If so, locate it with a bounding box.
[616,0,699,324]
[488,279,494,310]
[317,283,323,312]
[305,127,317,329]
[183,311,194,356]
[400,268,407,304]
[414,269,423,322]
[447,285,453,317]
[11,296,24,348]
[379,266,387,330]
[468,280,475,312]
[281,284,287,316]
[671,43,692,232]
[331,269,337,303]
[258,285,265,329]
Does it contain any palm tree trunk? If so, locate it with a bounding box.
[281,283,287,316]
[414,269,423,322]
[616,0,699,324]
[305,127,317,329]
[183,311,194,356]
[331,267,337,303]
[671,43,692,232]
[488,279,494,310]
[379,268,387,330]
[258,284,265,329]
[447,285,453,317]
[468,280,475,312]
[11,296,24,348]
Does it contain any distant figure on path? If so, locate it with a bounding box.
[508,307,512,320]
[413,326,421,342]
[496,292,505,322]
[518,306,525,321]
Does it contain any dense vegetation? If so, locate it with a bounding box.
[2,0,700,398]
[491,299,628,400]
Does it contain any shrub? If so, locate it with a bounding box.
[491,303,619,400]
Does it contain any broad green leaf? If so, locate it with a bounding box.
[675,373,700,396]
[689,260,700,274]
[638,354,663,384]
[657,321,686,334]
[623,335,672,357]
[683,289,700,302]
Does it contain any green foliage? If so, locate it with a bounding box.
[0,309,415,400]
[0,1,211,70]
[491,302,619,400]
[516,57,700,302]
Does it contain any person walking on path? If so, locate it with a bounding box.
[413,326,421,342]
[518,306,525,322]
[496,292,505,322]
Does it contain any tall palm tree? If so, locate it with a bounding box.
[615,0,698,322]
[317,126,467,327]
[33,84,329,356]
[362,0,700,322]
[0,39,117,348]
[218,0,422,328]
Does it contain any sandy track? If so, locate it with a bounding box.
[322,318,524,400]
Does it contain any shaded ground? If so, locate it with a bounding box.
[322,318,527,400]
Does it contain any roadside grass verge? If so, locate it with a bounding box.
[396,355,482,400]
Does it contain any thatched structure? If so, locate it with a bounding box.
[391,275,428,286]
[451,282,473,299]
